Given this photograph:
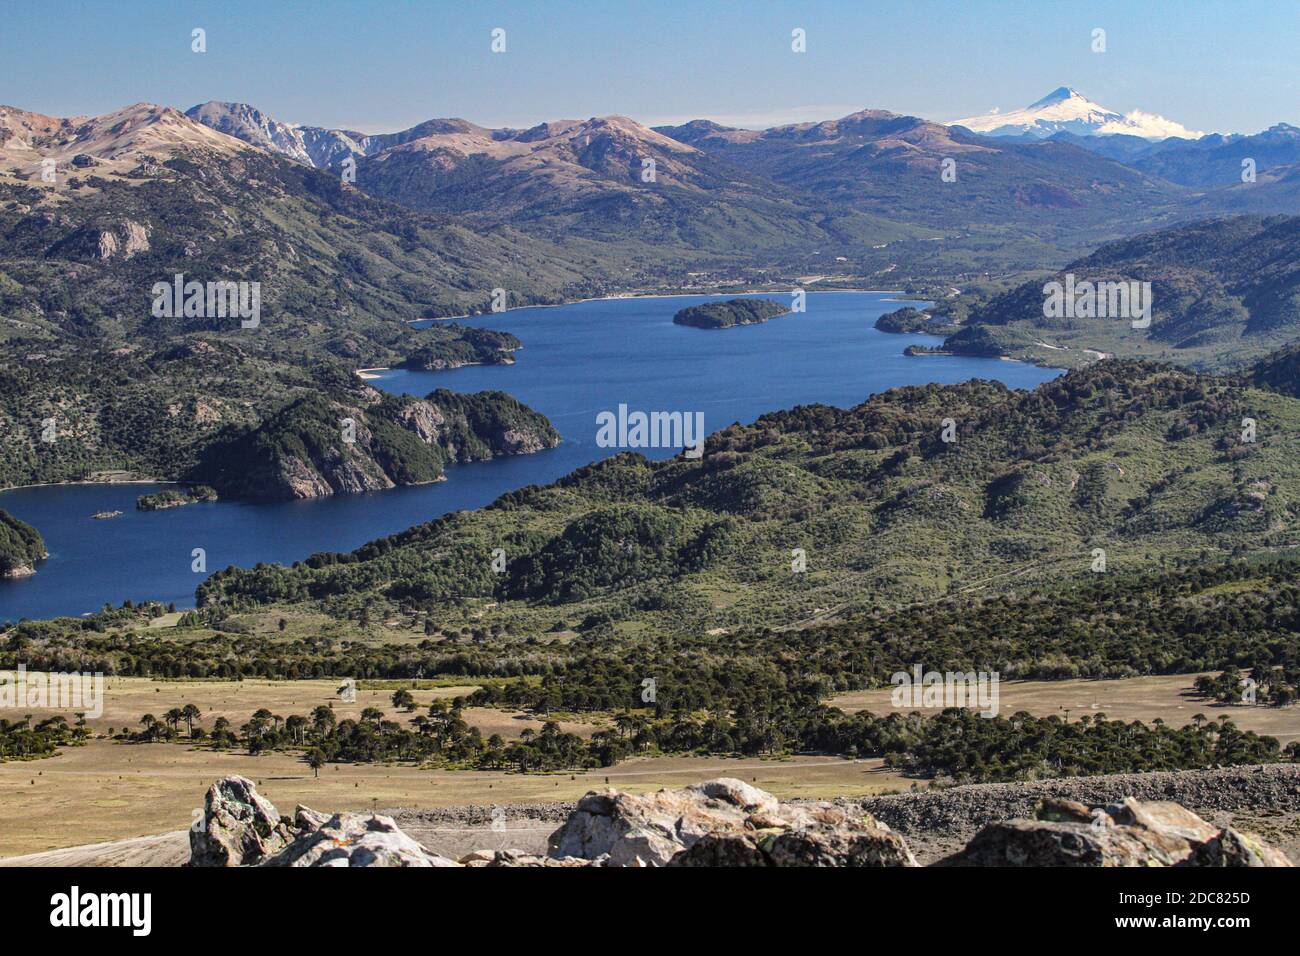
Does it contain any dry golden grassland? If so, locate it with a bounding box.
[831,673,1300,744]
[1,671,1296,857]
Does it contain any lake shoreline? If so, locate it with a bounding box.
[410,287,909,324]
[2,292,1060,622]
[0,478,178,494]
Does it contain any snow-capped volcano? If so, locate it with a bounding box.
[950,87,1202,141]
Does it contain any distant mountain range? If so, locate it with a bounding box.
[185,103,926,261]
[3,93,1297,305]
[182,95,1298,274]
[653,107,1176,231]
[1071,123,1300,187]
[950,87,1203,140]
[2,94,1298,377]
[0,102,601,348]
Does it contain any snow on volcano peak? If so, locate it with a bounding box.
[950,88,1202,140]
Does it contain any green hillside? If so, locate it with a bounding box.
[955,215,1300,370]
[196,360,1300,636]
[0,342,558,497]
[0,125,571,495]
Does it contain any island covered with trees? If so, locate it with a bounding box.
[673,297,789,329]
[399,324,522,371]
[136,485,218,511]
[0,509,46,578]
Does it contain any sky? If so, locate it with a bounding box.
[1,0,1296,135]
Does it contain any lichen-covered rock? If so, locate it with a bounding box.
[671,804,918,867]
[294,806,331,834]
[263,813,459,867]
[548,778,917,868]
[1183,827,1293,868]
[188,775,294,867]
[939,796,1293,867]
[548,778,768,866]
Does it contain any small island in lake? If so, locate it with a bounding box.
[0,508,47,578]
[672,298,790,329]
[399,325,522,371]
[137,486,219,511]
[875,305,959,336]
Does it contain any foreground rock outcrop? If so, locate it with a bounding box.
[263,810,459,867]
[550,777,917,867]
[188,776,294,866]
[188,775,1293,868]
[858,762,1300,863]
[940,796,1292,867]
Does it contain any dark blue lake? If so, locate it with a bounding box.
[0,292,1059,621]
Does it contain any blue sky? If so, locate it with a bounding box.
[1,0,1295,134]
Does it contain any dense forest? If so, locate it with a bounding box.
[109,689,1291,783]
[0,339,557,499]
[0,715,83,761]
[399,325,521,370]
[136,486,218,511]
[193,388,557,500]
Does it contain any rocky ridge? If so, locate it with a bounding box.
[188,772,1294,868]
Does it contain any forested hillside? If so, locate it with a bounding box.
[941,216,1300,370]
[196,360,1300,634]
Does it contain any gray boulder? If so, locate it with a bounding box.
[549,777,917,867]
[940,796,1293,867]
[293,805,332,833]
[672,804,920,867]
[263,812,460,867]
[188,775,295,867]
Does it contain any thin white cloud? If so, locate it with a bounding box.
[1096,109,1204,139]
